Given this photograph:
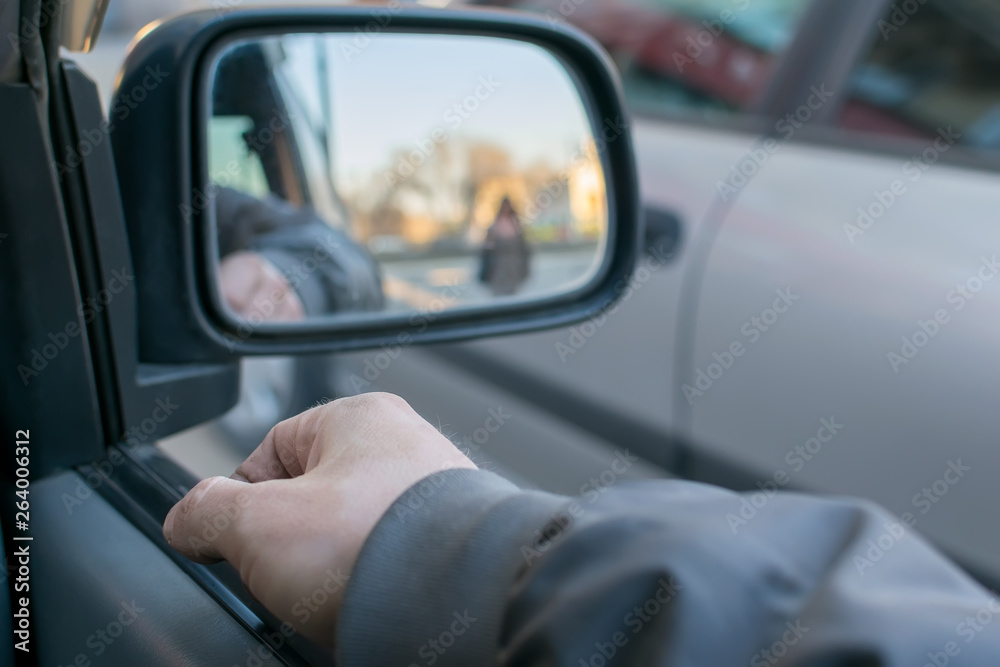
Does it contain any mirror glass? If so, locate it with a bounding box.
[205,32,609,328]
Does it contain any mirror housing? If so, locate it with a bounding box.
[111,6,639,362]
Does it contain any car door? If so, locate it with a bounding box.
[358,0,835,487]
[687,0,1000,584]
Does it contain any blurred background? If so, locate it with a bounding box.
[75,0,1000,589]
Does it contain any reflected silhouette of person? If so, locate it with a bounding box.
[478,197,531,296]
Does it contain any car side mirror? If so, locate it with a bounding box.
[111,6,639,361]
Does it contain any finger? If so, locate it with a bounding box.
[272,285,305,321]
[163,476,255,564]
[231,411,319,483]
[247,275,303,323]
[220,254,267,314]
[221,275,254,314]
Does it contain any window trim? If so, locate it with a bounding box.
[763,0,1000,174]
[631,0,1000,175]
[489,0,848,133]
[752,0,892,122]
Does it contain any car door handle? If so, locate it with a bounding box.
[643,205,683,258]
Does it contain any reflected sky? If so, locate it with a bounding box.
[279,33,597,190]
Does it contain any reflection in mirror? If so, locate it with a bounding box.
[207,33,608,327]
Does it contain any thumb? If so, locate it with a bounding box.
[163,476,255,564]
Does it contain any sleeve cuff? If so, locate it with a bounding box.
[335,468,568,667]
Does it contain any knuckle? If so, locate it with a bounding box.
[270,414,304,447]
[347,391,407,412]
[179,477,223,519]
[321,393,370,417]
[191,475,225,498]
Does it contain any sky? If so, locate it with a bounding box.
[277,32,598,190]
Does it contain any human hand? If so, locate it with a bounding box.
[218,251,305,321]
[162,393,476,647]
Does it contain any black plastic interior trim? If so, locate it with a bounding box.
[0,84,105,478]
[49,60,123,449]
[60,62,242,446]
[80,446,333,666]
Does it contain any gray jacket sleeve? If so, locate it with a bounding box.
[335,468,1000,666]
[214,187,384,316]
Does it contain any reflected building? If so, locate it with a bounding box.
[468,138,606,246]
[567,139,607,240]
[349,137,607,252]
